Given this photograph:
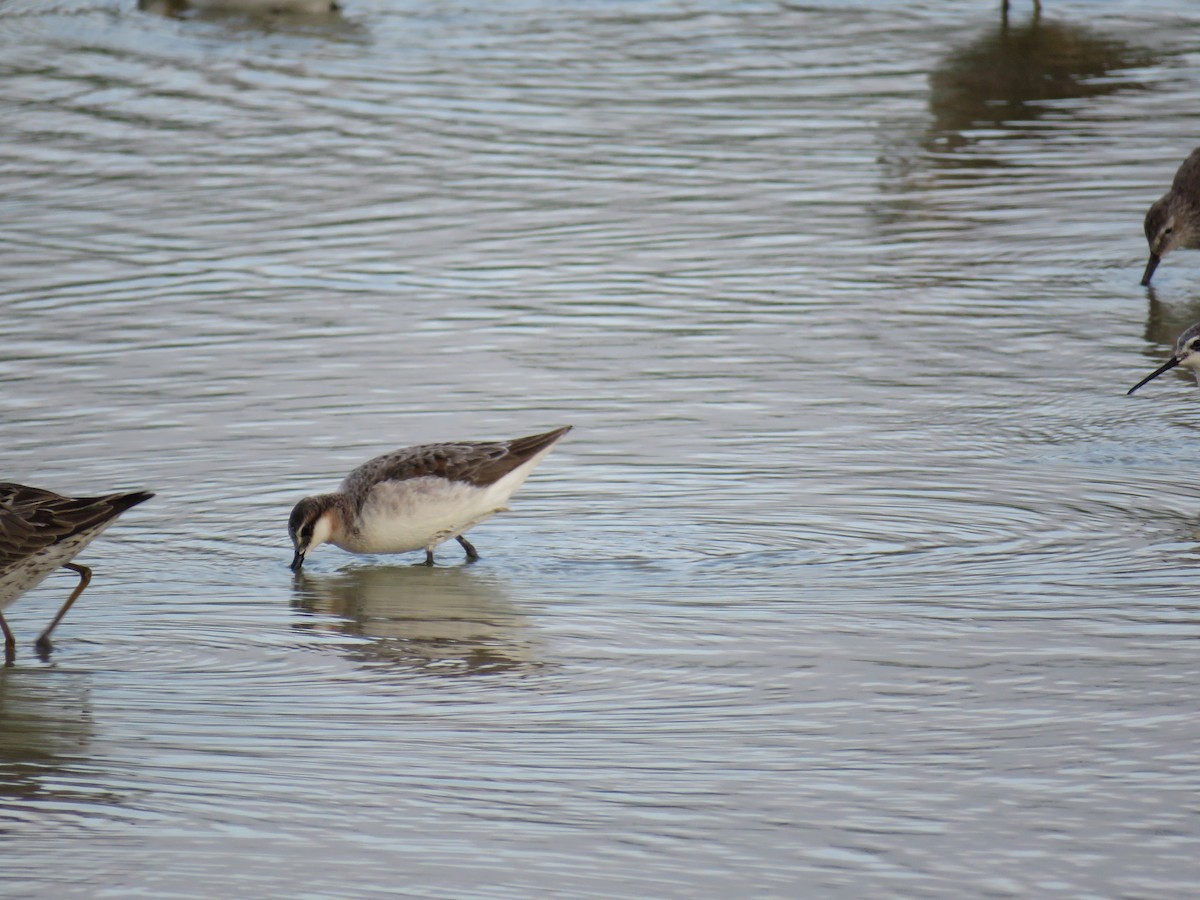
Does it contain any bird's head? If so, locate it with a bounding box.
[1128,322,1200,395]
[288,495,340,571]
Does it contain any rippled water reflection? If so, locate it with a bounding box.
[3,0,1200,895]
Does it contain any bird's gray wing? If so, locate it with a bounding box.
[342,441,518,493]
[340,428,570,499]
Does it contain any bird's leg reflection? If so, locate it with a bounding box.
[1001,0,1041,29]
[2,613,14,667]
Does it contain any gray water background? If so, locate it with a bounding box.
[2,0,1199,896]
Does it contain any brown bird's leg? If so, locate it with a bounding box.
[456,535,479,562]
[1,611,14,666]
[424,549,435,566]
[35,562,91,655]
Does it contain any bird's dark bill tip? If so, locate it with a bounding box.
[290,551,305,572]
[1127,355,1180,395]
[1141,253,1161,286]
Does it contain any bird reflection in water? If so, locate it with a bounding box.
[290,566,540,675]
[137,0,358,34]
[140,0,339,17]
[1138,287,1200,353]
[0,672,102,805]
[926,12,1155,149]
[874,9,1158,229]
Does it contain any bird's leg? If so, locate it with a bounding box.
[1,611,14,667]
[456,535,479,562]
[424,549,435,566]
[35,562,91,655]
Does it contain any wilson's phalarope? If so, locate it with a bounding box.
[1128,322,1200,394]
[288,426,571,570]
[1142,147,1200,285]
[0,484,153,664]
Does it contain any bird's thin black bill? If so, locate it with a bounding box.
[290,551,305,571]
[1141,253,1161,286]
[1127,355,1180,395]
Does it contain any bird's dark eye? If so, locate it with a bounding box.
[1191,339,1200,351]
[301,527,313,543]
[1165,226,1174,235]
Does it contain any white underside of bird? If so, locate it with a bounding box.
[335,442,557,555]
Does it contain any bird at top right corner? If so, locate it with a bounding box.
[1142,146,1200,286]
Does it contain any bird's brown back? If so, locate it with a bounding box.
[342,426,572,497]
[0,484,153,574]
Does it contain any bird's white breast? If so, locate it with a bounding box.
[339,477,501,554]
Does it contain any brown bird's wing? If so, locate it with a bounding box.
[0,484,153,575]
[343,426,572,494]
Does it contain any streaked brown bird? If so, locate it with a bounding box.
[1142,147,1200,285]
[0,484,153,664]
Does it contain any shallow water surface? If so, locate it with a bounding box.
[3,0,1200,896]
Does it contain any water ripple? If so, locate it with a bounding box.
[2,0,1200,897]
